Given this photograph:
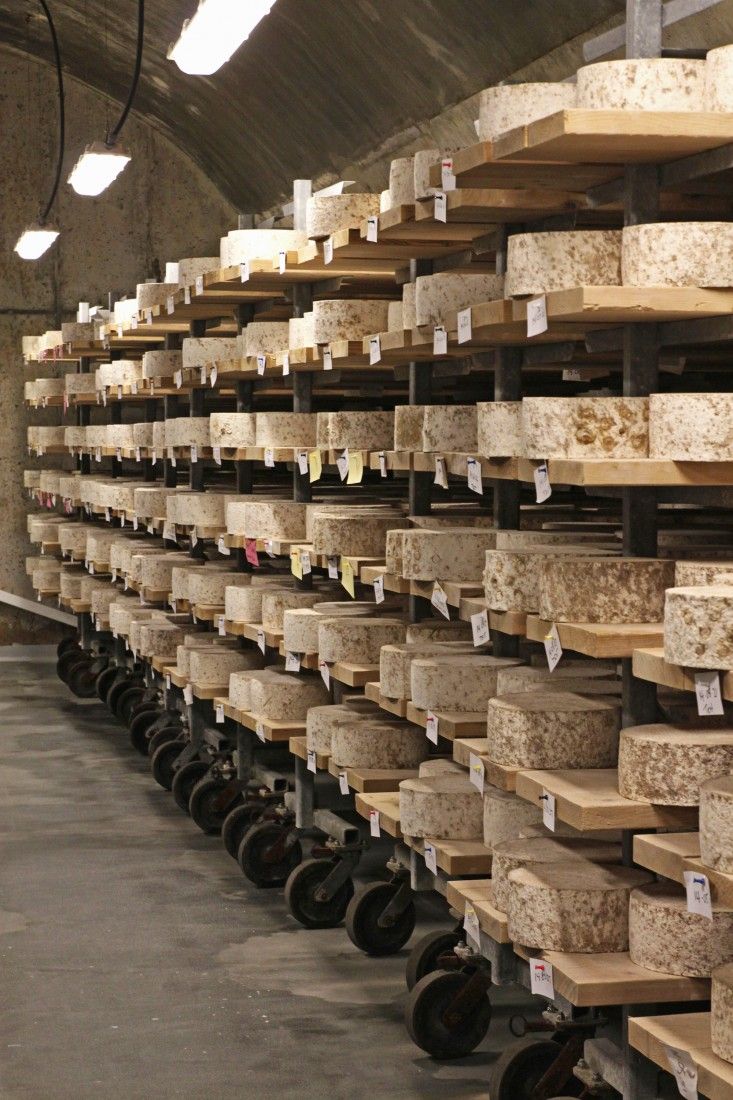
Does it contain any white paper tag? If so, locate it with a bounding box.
[664,1046,698,1100]
[534,462,552,503]
[319,660,330,688]
[285,651,301,673]
[366,215,379,243]
[278,251,286,275]
[256,721,266,742]
[327,556,339,580]
[264,539,276,558]
[213,445,222,466]
[95,447,102,463]
[457,307,472,344]
[183,289,190,309]
[257,354,266,376]
[300,550,312,576]
[369,335,381,365]
[191,529,198,548]
[544,624,562,672]
[695,670,724,717]
[378,451,387,478]
[217,535,231,556]
[282,353,290,376]
[336,449,349,482]
[297,450,309,475]
[424,842,437,875]
[431,583,450,619]
[323,237,334,265]
[307,749,316,774]
[190,444,198,464]
[426,712,439,744]
[529,959,555,999]
[466,457,483,495]
[684,869,713,920]
[135,446,142,463]
[471,609,490,647]
[256,629,266,655]
[338,770,350,795]
[463,903,480,948]
[434,455,448,489]
[218,614,226,637]
[322,346,333,371]
[165,672,171,690]
[441,158,456,191]
[264,448,275,468]
[434,191,447,223]
[183,684,193,705]
[373,575,385,604]
[174,370,182,389]
[433,325,447,356]
[210,365,217,387]
[369,810,380,838]
[215,703,225,724]
[166,294,175,315]
[240,260,250,283]
[527,295,548,337]
[200,366,207,385]
[469,753,485,794]
[195,275,204,296]
[541,789,556,831]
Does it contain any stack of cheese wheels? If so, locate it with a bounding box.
[311,511,408,558]
[414,272,505,327]
[225,580,291,625]
[142,350,181,380]
[209,413,257,448]
[522,396,649,459]
[506,863,653,952]
[540,557,675,623]
[306,697,383,754]
[227,500,307,541]
[484,545,619,614]
[330,716,427,769]
[487,692,620,769]
[399,773,483,839]
[188,570,252,607]
[305,193,381,240]
[317,617,406,664]
[388,156,415,206]
[243,321,289,359]
[394,406,428,450]
[619,721,733,804]
[651,393,733,460]
[410,655,522,713]
[491,836,621,914]
[312,300,390,345]
[664,585,733,668]
[576,58,705,109]
[477,402,522,458]
[478,82,576,142]
[164,417,211,449]
[380,641,481,700]
[228,668,281,712]
[221,228,304,267]
[712,963,733,1064]
[316,410,395,451]
[188,647,264,686]
[700,775,733,872]
[623,223,733,287]
[495,662,620,696]
[630,883,733,976]
[422,405,478,453]
[506,230,622,297]
[401,528,497,582]
[248,668,330,720]
[254,412,317,448]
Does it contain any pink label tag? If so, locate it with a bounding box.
[245,539,260,567]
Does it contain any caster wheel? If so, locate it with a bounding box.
[57,637,80,659]
[189,778,242,835]
[404,970,492,1060]
[147,726,183,756]
[222,804,263,859]
[345,881,416,956]
[129,709,163,756]
[95,665,121,702]
[66,659,98,699]
[57,648,86,683]
[171,760,210,814]
[128,700,159,726]
[117,685,146,727]
[105,675,133,714]
[150,739,185,790]
[237,821,302,887]
[406,929,463,991]
[488,1038,584,1099]
[284,858,353,928]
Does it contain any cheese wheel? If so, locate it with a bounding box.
[311,512,408,558]
[477,402,522,458]
[188,570,251,606]
[306,699,383,754]
[388,157,415,206]
[136,281,177,309]
[394,405,427,450]
[142,350,181,379]
[306,193,381,240]
[506,230,622,297]
[387,300,403,331]
[243,321,289,358]
[34,377,65,397]
[706,44,733,110]
[711,963,733,1063]
[410,655,521,712]
[623,223,733,288]
[223,228,304,266]
[402,284,417,329]
[414,273,505,327]
[675,561,733,587]
[331,719,427,769]
[131,423,154,447]
[209,413,257,448]
[164,417,210,448]
[105,424,134,450]
[316,410,394,450]
[312,300,390,345]
[227,501,307,540]
[318,617,406,664]
[402,528,497,582]
[414,148,450,199]
[484,546,617,614]
[188,648,264,684]
[61,321,96,343]
[495,662,618,696]
[487,691,620,769]
[380,642,478,699]
[283,608,321,654]
[225,581,289,624]
[522,396,649,460]
[248,669,329,720]
[59,572,84,599]
[182,337,239,370]
[618,722,733,804]
[170,563,216,602]
[138,623,186,659]
[664,585,733,668]
[700,775,733,874]
[406,620,473,643]
[65,374,97,397]
[399,774,483,839]
[140,553,191,590]
[59,525,96,555]
[576,58,706,111]
[630,883,733,976]
[289,312,315,350]
[167,492,242,528]
[177,257,218,284]
[229,669,280,712]
[90,586,118,616]
[33,426,66,447]
[133,486,171,519]
[254,412,317,448]
[96,360,143,390]
[539,557,674,623]
[650,393,733,460]
[152,422,165,449]
[422,405,478,453]
[492,836,621,914]
[478,82,576,141]
[261,589,328,632]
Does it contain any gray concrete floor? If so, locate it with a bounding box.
[0,657,535,1100]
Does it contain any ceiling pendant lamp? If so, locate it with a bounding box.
[168,0,275,76]
[68,0,143,197]
[14,0,64,261]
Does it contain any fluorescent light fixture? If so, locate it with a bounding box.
[14,224,60,260]
[169,0,275,75]
[68,141,131,197]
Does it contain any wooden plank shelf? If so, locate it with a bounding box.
[289,735,329,771]
[192,681,229,701]
[629,1013,733,1100]
[633,646,733,701]
[359,565,411,595]
[405,834,493,876]
[517,455,733,488]
[190,603,224,624]
[409,578,484,610]
[362,328,440,366]
[355,791,402,838]
[406,701,487,740]
[525,615,664,659]
[326,759,418,793]
[225,620,282,648]
[633,832,733,910]
[367,450,413,473]
[414,186,585,227]
[363,681,409,718]
[452,737,489,768]
[330,660,379,688]
[278,642,319,670]
[446,879,510,943]
[412,451,518,480]
[215,698,303,742]
[429,140,619,192]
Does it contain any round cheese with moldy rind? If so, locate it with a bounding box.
[64,374,97,398]
[410,655,522,712]
[312,300,391,345]
[289,312,315,350]
[311,512,408,558]
[414,148,450,199]
[59,525,97,555]
[495,662,618,696]
[402,284,417,329]
[188,570,251,606]
[478,82,577,142]
[394,405,427,450]
[664,585,733,668]
[487,691,620,769]
[177,257,219,284]
[33,426,66,447]
[284,608,321,654]
[712,963,733,1063]
[142,350,182,379]
[576,58,706,111]
[650,393,733,460]
[85,530,119,561]
[316,410,394,450]
[140,553,191,591]
[80,574,112,601]
[387,300,403,331]
[522,396,649,460]
[164,417,211,449]
[90,586,120,616]
[306,698,383,754]
[188,647,264,684]
[39,471,61,494]
[170,563,218,602]
[254,412,318,448]
[176,639,238,678]
[133,486,171,518]
[331,719,427,769]
[675,560,733,587]
[182,337,239,370]
[618,722,733,805]
[399,774,483,840]
[414,273,505,327]
[422,405,477,453]
[106,424,134,450]
[108,599,151,637]
[243,321,289,358]
[406,620,473,643]
[85,426,107,449]
[60,572,84,598]
[126,612,162,649]
[477,402,522,458]
[484,546,618,614]
[539,557,674,624]
[306,193,381,240]
[706,45,733,111]
[629,883,733,977]
[249,669,330,720]
[226,582,292,624]
[228,501,307,540]
[64,426,86,448]
[700,775,733,874]
[261,589,330,632]
[139,623,187,659]
[506,230,622,297]
[623,223,733,288]
[95,360,143,390]
[168,492,243,528]
[388,156,415,206]
[136,282,177,310]
[380,642,479,699]
[402,528,497,582]
[152,422,165,449]
[507,863,653,952]
[228,669,280,712]
[385,529,407,574]
[492,836,621,915]
[223,228,305,267]
[317,617,406,664]
[34,376,65,397]
[209,413,257,448]
[131,423,154,447]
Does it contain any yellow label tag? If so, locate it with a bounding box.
[308,449,322,483]
[347,451,363,485]
[341,558,355,598]
[290,548,303,580]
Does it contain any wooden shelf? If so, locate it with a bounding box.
[406,701,487,740]
[633,832,733,910]
[192,681,228,701]
[354,791,401,838]
[629,1013,733,1100]
[404,834,493,876]
[289,735,329,771]
[330,660,379,688]
[363,681,409,718]
[216,698,303,742]
[326,759,417,793]
[633,646,733,702]
[517,455,733,487]
[430,140,619,192]
[445,879,510,943]
[525,615,664,658]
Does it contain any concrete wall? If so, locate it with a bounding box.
[2,49,236,643]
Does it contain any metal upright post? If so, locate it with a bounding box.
[292,283,313,506]
[188,319,206,492]
[408,259,433,622]
[162,332,181,488]
[235,303,255,495]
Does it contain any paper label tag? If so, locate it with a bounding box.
[319,660,330,688]
[433,325,447,356]
[264,448,275,468]
[323,237,334,265]
[210,365,217,387]
[529,959,555,999]
[290,549,303,580]
[431,583,450,619]
[434,455,448,489]
[664,1046,698,1100]
[341,558,355,597]
[534,462,552,503]
[466,457,483,495]
[95,448,102,463]
[165,672,171,690]
[434,191,447,223]
[264,539,275,558]
[441,158,456,191]
[541,789,556,831]
[424,842,437,875]
[347,451,363,485]
[469,752,485,794]
[695,670,724,717]
[336,448,349,481]
[327,556,339,580]
[215,703,225,724]
[166,294,175,316]
[373,575,385,604]
[369,335,381,365]
[282,353,290,377]
[308,449,322,483]
[471,609,490,647]
[256,721,266,742]
[426,712,439,744]
[527,295,548,337]
[135,446,142,463]
[183,684,193,705]
[256,355,266,376]
[457,307,472,344]
[195,275,204,296]
[190,444,198,464]
[240,260,250,283]
[322,346,333,371]
[200,366,207,385]
[174,370,182,389]
[307,749,316,774]
[544,623,562,672]
[278,251,286,275]
[378,451,387,478]
[463,903,480,947]
[285,651,301,673]
[684,869,713,920]
[217,536,231,556]
[300,550,311,576]
[245,539,260,567]
[256,629,266,655]
[213,445,222,466]
[218,614,227,637]
[294,449,308,476]
[338,770,349,795]
[366,216,379,243]
[369,810,380,838]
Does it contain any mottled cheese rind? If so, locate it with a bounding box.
[254,413,318,448]
[225,581,289,624]
[664,585,733,669]
[306,699,383,754]
[399,774,483,840]
[379,642,478,699]
[491,836,621,914]
[261,589,329,632]
[331,719,427,769]
[414,273,505,327]
[243,322,290,358]
[306,193,381,240]
[394,406,427,450]
[422,405,478,453]
[316,410,394,450]
[477,402,522,458]
[623,223,733,288]
[618,722,733,805]
[311,512,408,558]
[317,617,406,664]
[312,300,391,345]
[188,648,264,684]
[629,883,733,977]
[142,350,182,380]
[700,775,733,874]
[410,654,521,712]
[188,571,252,606]
[711,963,733,1063]
[478,82,577,141]
[388,157,415,206]
[506,230,622,297]
[248,670,330,720]
[223,229,304,267]
[522,396,649,460]
[209,413,257,448]
[650,393,733,460]
[539,557,674,624]
[227,501,306,540]
[675,561,733,587]
[576,58,706,111]
[487,691,620,769]
[402,528,497,582]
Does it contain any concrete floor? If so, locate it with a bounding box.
[0,655,536,1100]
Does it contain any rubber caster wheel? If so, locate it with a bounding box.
[105,675,133,714]
[405,928,463,991]
[57,648,86,683]
[150,739,185,791]
[237,821,302,887]
[171,760,210,814]
[129,708,162,756]
[345,881,416,956]
[488,1037,584,1099]
[404,970,492,1060]
[66,659,98,698]
[284,858,354,928]
[95,665,121,702]
[57,637,80,659]
[128,700,160,727]
[117,685,146,727]
[147,725,183,756]
[222,804,263,859]
[188,777,241,835]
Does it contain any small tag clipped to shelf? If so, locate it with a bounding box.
[664,1046,699,1100]
[195,275,204,296]
[369,335,381,365]
[257,355,266,376]
[145,308,153,326]
[534,462,552,503]
[541,788,556,831]
[327,556,339,580]
[684,869,713,921]
[338,770,350,795]
[434,455,448,489]
[256,720,266,743]
[695,670,724,717]
[424,842,437,875]
[264,448,275,468]
[240,260,250,283]
[369,810,381,838]
[529,959,554,999]
[463,902,480,948]
[286,651,301,673]
[378,451,387,478]
[319,660,330,688]
[441,158,456,191]
[210,365,217,387]
[135,446,142,463]
[167,295,175,315]
[469,752,485,794]
[433,325,448,356]
[183,683,194,706]
[373,575,385,604]
[282,354,290,377]
[278,251,286,275]
[295,449,308,476]
[95,447,102,463]
[466,457,483,495]
[307,749,316,773]
[190,444,198,464]
[174,370,183,389]
[341,558,355,598]
[256,628,266,655]
[431,582,450,619]
[200,366,207,385]
[290,549,303,580]
[213,445,222,466]
[527,295,548,338]
[434,191,447,223]
[191,528,198,548]
[336,448,349,481]
[308,449,322,483]
[215,703,225,724]
[366,215,379,243]
[245,539,259,567]
[264,539,276,558]
[457,307,472,345]
[300,550,312,576]
[471,609,490,647]
[165,672,172,690]
[544,623,562,672]
[426,712,439,745]
[218,614,226,637]
[347,451,363,485]
[323,237,334,265]
[322,346,333,371]
[217,535,231,556]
